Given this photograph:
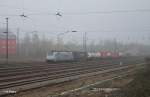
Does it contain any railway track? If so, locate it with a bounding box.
[0,57,145,96]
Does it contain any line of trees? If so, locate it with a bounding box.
[16,33,150,59]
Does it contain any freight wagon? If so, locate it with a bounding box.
[87,51,122,59]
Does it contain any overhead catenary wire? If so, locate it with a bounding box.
[0,5,150,43]
[63,9,150,15]
[0,9,150,17]
[16,8,150,16]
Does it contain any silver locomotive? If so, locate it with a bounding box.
[46,51,87,62]
[46,51,74,62]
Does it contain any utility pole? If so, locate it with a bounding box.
[6,18,9,64]
[114,38,117,53]
[57,32,65,51]
[83,32,87,52]
[17,28,20,56]
[56,30,77,51]
[57,34,61,51]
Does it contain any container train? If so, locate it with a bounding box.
[46,51,122,62]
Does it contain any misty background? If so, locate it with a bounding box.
[0,0,150,58]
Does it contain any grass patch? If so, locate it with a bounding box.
[122,57,150,97]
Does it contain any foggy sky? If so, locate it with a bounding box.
[0,0,150,44]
